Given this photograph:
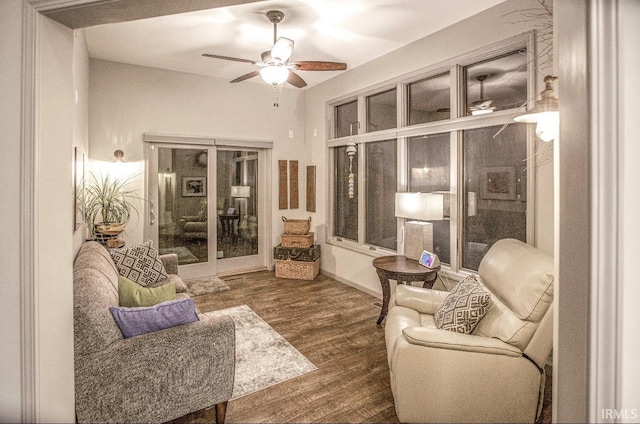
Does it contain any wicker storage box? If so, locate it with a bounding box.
[275,259,320,280]
[281,232,314,248]
[282,216,311,235]
[273,244,321,262]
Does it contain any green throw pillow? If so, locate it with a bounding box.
[118,275,176,307]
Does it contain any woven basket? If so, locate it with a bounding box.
[282,216,311,235]
[275,259,320,281]
[281,232,314,248]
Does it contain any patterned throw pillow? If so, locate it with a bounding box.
[109,241,168,287]
[434,275,491,334]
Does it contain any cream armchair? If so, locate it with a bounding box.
[385,238,553,423]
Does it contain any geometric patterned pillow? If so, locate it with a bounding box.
[434,274,491,334]
[109,241,168,287]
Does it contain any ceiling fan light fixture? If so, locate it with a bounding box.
[471,107,495,116]
[260,65,290,85]
[271,37,294,62]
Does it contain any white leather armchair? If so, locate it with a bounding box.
[385,238,554,423]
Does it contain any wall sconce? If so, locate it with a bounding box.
[395,192,445,261]
[113,150,125,162]
[346,121,360,199]
[514,75,559,142]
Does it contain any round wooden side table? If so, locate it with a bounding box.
[372,255,439,325]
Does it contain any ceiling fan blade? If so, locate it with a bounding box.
[230,70,260,83]
[202,54,256,65]
[271,37,294,62]
[287,71,307,88]
[292,61,347,71]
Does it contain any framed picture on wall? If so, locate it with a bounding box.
[182,176,206,197]
[481,166,517,200]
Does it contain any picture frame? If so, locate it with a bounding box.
[306,165,316,212]
[182,176,206,197]
[481,166,517,200]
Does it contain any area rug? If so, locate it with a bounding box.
[159,246,199,265]
[184,276,230,297]
[204,305,317,400]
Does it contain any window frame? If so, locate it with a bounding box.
[326,32,537,276]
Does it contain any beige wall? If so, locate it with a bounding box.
[36,15,77,422]
[0,1,26,420]
[88,60,308,249]
[304,0,555,297]
[73,30,91,252]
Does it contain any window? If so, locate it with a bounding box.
[408,73,450,125]
[367,88,397,132]
[465,50,527,116]
[408,133,451,264]
[462,124,527,270]
[335,100,358,138]
[329,34,534,272]
[365,140,397,250]
[334,145,358,241]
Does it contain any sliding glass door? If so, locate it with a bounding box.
[146,142,267,278]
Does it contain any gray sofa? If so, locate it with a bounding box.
[73,241,235,423]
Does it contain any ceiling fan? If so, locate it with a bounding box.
[202,10,347,89]
[469,75,496,115]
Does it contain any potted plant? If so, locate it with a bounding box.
[84,172,141,242]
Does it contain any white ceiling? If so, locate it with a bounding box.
[83,0,507,89]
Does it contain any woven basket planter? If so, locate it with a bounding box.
[275,259,320,281]
[282,216,311,235]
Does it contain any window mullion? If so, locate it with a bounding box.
[451,130,462,272]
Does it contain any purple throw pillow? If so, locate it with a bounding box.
[110,298,199,339]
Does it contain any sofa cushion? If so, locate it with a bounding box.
[109,241,168,287]
[118,275,176,307]
[109,298,199,339]
[434,275,491,334]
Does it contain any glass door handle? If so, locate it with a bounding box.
[150,201,157,225]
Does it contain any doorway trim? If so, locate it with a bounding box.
[143,133,273,277]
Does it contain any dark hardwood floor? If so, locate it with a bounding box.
[171,270,552,423]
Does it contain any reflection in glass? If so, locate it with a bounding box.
[367,88,397,132]
[335,100,358,138]
[217,150,259,260]
[408,133,451,264]
[365,139,397,250]
[408,73,450,125]
[158,147,208,265]
[462,124,527,270]
[465,49,528,116]
[334,145,358,241]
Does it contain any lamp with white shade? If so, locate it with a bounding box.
[395,192,445,261]
[231,185,251,229]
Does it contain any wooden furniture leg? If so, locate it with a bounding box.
[376,269,391,325]
[215,401,228,424]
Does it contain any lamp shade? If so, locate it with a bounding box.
[231,185,251,198]
[260,65,289,85]
[395,192,444,221]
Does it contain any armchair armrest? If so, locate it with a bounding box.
[160,253,178,275]
[75,315,235,423]
[394,284,449,314]
[402,326,522,357]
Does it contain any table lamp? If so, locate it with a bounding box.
[395,192,445,261]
